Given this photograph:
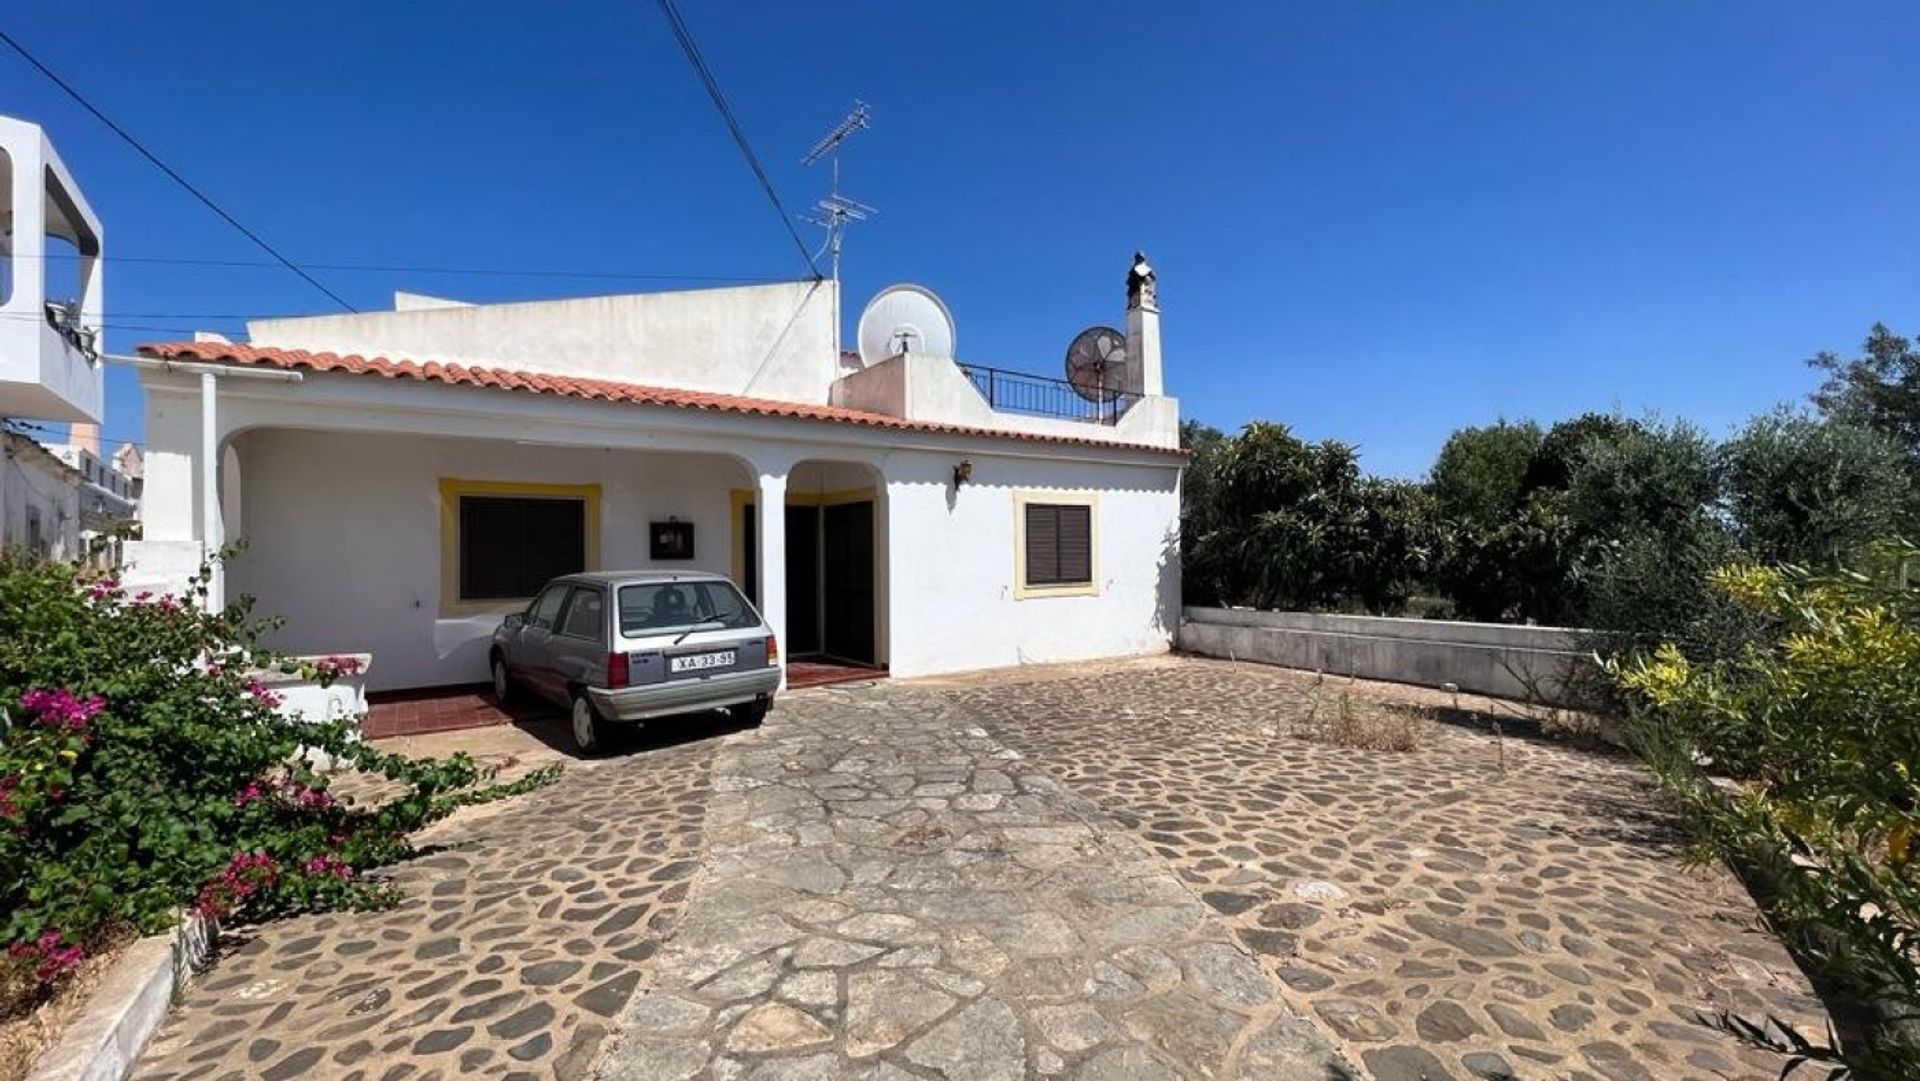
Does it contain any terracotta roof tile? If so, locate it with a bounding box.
[135,342,1184,456]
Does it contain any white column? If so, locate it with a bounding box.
[200,372,224,611]
[755,471,788,682]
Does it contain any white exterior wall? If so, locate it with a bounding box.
[0,115,105,425]
[128,365,1184,694]
[226,429,748,691]
[246,281,838,404]
[1,437,81,559]
[881,449,1179,678]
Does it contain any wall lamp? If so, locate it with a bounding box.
[952,459,974,487]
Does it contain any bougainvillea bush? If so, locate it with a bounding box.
[0,554,555,1013]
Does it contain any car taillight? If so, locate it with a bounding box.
[606,652,630,689]
[766,635,779,666]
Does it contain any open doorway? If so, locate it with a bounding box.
[736,460,887,680]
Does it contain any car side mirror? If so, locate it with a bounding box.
[503,613,525,631]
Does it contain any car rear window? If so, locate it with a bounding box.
[618,581,759,637]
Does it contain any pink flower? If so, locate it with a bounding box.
[314,655,364,678]
[192,851,281,919]
[232,782,265,808]
[18,689,105,733]
[289,784,334,811]
[9,931,86,982]
[301,854,353,881]
[244,681,283,709]
[85,577,119,601]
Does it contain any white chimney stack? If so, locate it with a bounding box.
[1124,250,1163,398]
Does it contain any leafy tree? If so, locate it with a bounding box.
[1521,413,1642,496]
[1428,420,1544,529]
[1565,416,1720,539]
[1810,324,1920,475]
[1181,422,1437,613]
[1723,410,1912,566]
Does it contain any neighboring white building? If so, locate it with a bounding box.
[124,264,1183,694]
[1,428,83,560]
[48,424,140,565]
[0,116,103,563]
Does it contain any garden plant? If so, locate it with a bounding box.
[1614,544,1920,1079]
[0,554,558,1017]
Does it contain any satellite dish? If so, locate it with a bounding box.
[1064,326,1129,403]
[857,284,956,366]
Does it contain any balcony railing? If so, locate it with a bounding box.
[956,363,1138,425]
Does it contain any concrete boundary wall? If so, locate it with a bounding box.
[1178,607,1594,705]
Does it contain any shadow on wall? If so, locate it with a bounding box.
[1153,525,1181,639]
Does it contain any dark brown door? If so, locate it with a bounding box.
[785,505,821,654]
[823,501,875,664]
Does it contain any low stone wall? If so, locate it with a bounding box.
[1177,607,1593,705]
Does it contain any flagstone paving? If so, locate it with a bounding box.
[130,727,716,1081]
[945,658,1832,1081]
[596,680,1350,1081]
[129,657,1834,1081]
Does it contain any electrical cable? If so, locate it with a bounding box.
[0,26,358,312]
[652,0,821,280]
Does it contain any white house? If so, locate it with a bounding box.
[1,428,83,559]
[48,424,140,566]
[1,115,103,563]
[121,265,1183,695]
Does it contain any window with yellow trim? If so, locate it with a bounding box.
[1013,490,1099,598]
[438,479,601,612]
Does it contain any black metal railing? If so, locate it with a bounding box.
[956,363,1139,425]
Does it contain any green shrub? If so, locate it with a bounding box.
[0,554,557,1013]
[1614,545,1920,1077]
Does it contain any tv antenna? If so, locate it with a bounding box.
[801,101,874,360]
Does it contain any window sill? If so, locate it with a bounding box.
[1014,581,1098,600]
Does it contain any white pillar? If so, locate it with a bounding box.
[1126,301,1164,398]
[200,372,224,611]
[755,471,788,683]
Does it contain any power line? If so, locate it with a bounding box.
[652,0,821,280]
[23,249,802,285]
[0,27,359,313]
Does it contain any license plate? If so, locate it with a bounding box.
[670,650,735,674]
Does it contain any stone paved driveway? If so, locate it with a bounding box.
[947,658,1831,1081]
[132,727,716,1081]
[599,679,1346,1081]
[132,658,1830,1081]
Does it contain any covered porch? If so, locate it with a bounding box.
[126,364,896,701]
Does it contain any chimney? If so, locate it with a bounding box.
[1124,251,1163,397]
[70,421,100,456]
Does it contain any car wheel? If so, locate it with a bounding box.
[490,656,513,705]
[734,697,770,728]
[570,693,608,755]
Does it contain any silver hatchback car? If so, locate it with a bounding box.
[489,571,780,753]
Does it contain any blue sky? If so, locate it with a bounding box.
[6,1,1917,477]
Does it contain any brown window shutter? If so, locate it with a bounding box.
[1025,504,1060,585]
[1057,504,1092,584]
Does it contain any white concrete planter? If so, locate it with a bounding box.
[252,653,372,771]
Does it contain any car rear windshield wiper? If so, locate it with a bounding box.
[672,620,727,645]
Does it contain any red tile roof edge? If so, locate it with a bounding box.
[136,342,1186,457]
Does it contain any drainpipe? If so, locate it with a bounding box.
[102,354,303,610]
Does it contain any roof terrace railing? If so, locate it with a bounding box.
[956,363,1138,425]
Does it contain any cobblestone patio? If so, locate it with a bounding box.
[947,658,1830,1081]
[599,680,1346,1081]
[128,658,1830,1080]
[131,726,716,1081]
